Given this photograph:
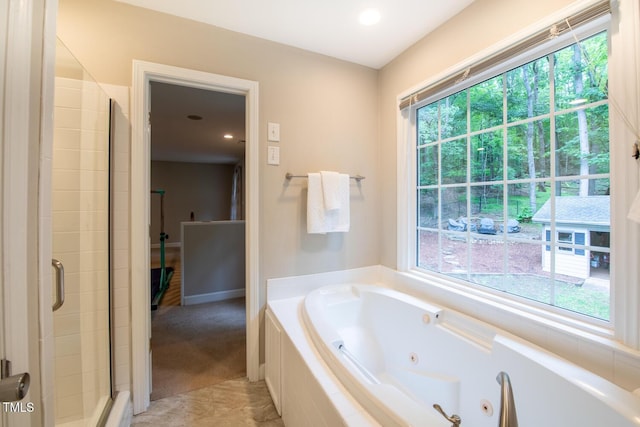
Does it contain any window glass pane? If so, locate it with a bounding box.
[556,178,610,198]
[553,177,609,197]
[508,182,550,226]
[555,279,610,320]
[507,119,551,179]
[554,32,608,111]
[418,188,439,228]
[470,236,505,277]
[471,184,503,225]
[417,230,439,271]
[441,187,467,230]
[507,57,550,123]
[440,90,468,139]
[505,242,553,303]
[470,75,504,131]
[440,233,469,274]
[418,144,438,186]
[471,130,503,182]
[555,104,610,177]
[441,138,467,184]
[417,102,438,145]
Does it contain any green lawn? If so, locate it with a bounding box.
[458,273,610,320]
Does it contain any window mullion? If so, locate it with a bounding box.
[502,71,509,281]
[438,103,443,273]
[548,51,557,308]
[466,89,472,279]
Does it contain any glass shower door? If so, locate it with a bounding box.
[52,39,113,426]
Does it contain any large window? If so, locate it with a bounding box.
[415,29,610,321]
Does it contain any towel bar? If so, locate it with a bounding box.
[285,172,365,182]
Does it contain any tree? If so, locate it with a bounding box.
[573,44,590,196]
[522,63,538,212]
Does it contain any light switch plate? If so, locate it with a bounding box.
[267,146,280,165]
[268,122,280,142]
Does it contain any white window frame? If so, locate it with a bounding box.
[397,0,640,349]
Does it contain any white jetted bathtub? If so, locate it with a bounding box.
[301,283,640,427]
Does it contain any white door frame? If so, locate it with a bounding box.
[131,61,260,414]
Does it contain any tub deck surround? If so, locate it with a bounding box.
[265,267,640,427]
[266,296,380,426]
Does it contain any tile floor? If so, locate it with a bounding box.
[131,378,284,426]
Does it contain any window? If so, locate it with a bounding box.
[414,28,610,321]
[557,231,574,251]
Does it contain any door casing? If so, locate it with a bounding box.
[130,61,260,414]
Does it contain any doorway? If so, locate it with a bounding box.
[130,61,260,414]
[148,81,247,400]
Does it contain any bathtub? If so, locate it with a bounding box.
[301,283,640,427]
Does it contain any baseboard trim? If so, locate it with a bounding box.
[183,288,245,305]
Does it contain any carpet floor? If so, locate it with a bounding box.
[151,297,247,401]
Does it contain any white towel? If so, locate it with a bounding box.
[321,171,341,210]
[307,172,350,234]
[307,173,326,233]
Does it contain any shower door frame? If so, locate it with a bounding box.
[2,0,57,425]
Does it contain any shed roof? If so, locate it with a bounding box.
[532,196,610,228]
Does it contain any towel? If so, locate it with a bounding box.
[307,172,350,234]
[320,171,341,210]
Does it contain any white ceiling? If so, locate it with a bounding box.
[150,82,246,164]
[116,0,475,69]
[132,0,476,164]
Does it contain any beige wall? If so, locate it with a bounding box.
[150,161,235,245]
[182,221,245,302]
[58,0,379,280]
[377,0,579,268]
[57,0,380,381]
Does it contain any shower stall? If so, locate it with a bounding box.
[51,38,114,426]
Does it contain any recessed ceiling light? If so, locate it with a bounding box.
[359,8,381,26]
[223,134,234,139]
[187,114,203,120]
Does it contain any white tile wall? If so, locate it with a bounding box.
[52,77,112,424]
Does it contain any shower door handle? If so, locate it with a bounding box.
[52,258,65,311]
